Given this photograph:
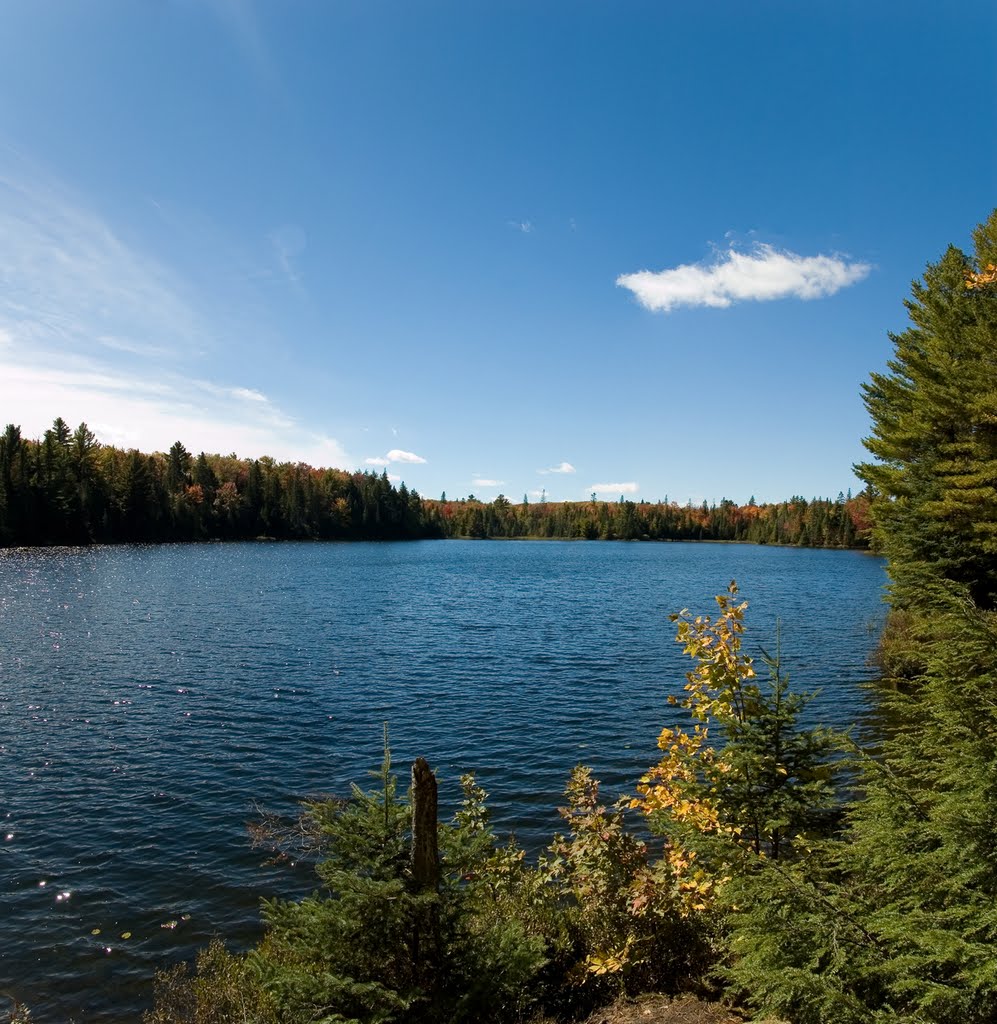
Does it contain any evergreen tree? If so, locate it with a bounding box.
[723,589,997,1024]
[0,423,26,542]
[165,441,192,494]
[70,422,102,540]
[722,211,997,1024]
[857,210,997,608]
[251,745,549,1024]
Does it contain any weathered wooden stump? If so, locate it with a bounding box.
[410,757,441,993]
[410,756,440,890]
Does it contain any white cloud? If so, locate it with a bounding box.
[387,448,427,464]
[540,461,575,475]
[188,378,293,428]
[472,477,504,488]
[231,386,268,403]
[0,161,350,468]
[616,243,870,313]
[97,333,170,358]
[508,219,533,234]
[0,362,349,466]
[364,448,428,467]
[0,171,208,359]
[589,482,639,495]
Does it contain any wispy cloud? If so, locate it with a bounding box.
[589,482,639,495]
[508,219,534,234]
[617,243,870,313]
[230,386,268,403]
[472,477,504,488]
[0,159,349,467]
[0,362,348,466]
[97,333,171,358]
[540,461,575,475]
[269,223,306,292]
[364,448,428,467]
[0,169,207,359]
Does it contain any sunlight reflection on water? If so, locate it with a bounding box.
[0,540,885,1022]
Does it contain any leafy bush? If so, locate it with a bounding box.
[146,938,278,1024]
[634,583,842,875]
[547,766,711,1003]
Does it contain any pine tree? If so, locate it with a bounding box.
[857,210,997,608]
[723,591,997,1024]
[724,211,997,1024]
[250,744,548,1024]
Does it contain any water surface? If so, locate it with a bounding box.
[0,540,885,1021]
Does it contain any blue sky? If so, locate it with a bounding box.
[0,1,994,504]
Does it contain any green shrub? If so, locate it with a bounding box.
[145,938,278,1024]
[249,746,551,1024]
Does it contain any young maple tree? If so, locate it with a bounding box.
[633,583,840,911]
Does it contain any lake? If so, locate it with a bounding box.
[0,540,885,1022]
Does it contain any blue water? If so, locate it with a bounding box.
[0,540,886,1022]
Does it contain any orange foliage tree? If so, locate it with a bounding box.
[632,583,842,915]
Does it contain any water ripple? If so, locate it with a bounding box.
[0,540,886,1021]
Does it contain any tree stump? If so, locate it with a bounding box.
[410,756,440,891]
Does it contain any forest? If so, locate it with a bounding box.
[0,421,870,549]
[133,210,997,1024]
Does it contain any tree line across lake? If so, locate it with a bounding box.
[0,421,870,549]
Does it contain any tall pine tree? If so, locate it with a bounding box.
[857,210,997,609]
